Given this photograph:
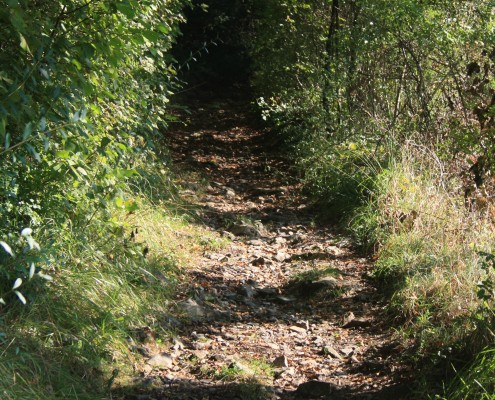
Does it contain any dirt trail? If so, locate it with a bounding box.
[127,93,413,399]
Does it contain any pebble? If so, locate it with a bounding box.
[146,352,174,369]
[289,326,307,335]
[272,355,289,368]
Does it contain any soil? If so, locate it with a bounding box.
[121,89,415,399]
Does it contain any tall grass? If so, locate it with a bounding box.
[347,144,495,396]
[0,151,222,398]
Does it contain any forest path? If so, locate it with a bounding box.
[127,93,413,399]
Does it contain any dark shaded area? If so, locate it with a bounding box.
[172,0,252,92]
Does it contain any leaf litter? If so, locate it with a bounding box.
[122,94,414,399]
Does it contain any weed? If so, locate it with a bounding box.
[0,150,224,398]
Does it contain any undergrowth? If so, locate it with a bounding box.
[0,152,222,398]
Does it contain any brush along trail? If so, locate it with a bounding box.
[124,93,413,400]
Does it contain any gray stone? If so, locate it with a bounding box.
[340,347,354,357]
[323,346,342,360]
[295,380,340,398]
[272,355,289,368]
[221,231,236,240]
[239,284,257,299]
[274,237,287,244]
[289,325,307,335]
[173,337,185,350]
[179,298,205,321]
[190,350,208,360]
[146,352,173,369]
[229,223,259,237]
[275,251,289,262]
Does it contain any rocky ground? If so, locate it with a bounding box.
[122,92,414,399]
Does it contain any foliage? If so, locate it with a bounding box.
[0,0,200,397]
[246,0,495,394]
[440,348,495,400]
[248,0,495,208]
[0,0,190,301]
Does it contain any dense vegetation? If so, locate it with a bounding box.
[246,0,495,397]
[3,0,495,397]
[0,1,209,398]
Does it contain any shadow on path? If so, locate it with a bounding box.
[115,90,415,399]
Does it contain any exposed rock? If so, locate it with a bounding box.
[323,346,342,360]
[221,231,236,240]
[179,298,205,321]
[173,337,185,350]
[295,380,341,398]
[340,347,355,357]
[190,350,208,360]
[251,256,266,266]
[146,352,174,369]
[229,223,260,237]
[295,320,310,330]
[275,251,289,262]
[272,355,289,368]
[289,325,307,335]
[191,338,213,350]
[225,188,236,199]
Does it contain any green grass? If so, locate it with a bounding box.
[344,145,495,396]
[0,151,226,398]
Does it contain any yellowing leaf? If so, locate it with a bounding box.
[19,33,31,54]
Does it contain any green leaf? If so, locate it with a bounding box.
[0,241,14,257]
[0,118,5,139]
[158,23,170,34]
[5,133,10,150]
[19,33,31,53]
[9,6,26,32]
[124,200,138,212]
[142,30,161,43]
[25,144,41,162]
[71,59,82,70]
[12,278,22,289]
[100,137,112,149]
[76,166,88,176]
[116,1,136,18]
[14,291,26,304]
[22,122,32,140]
[55,150,71,159]
[116,168,137,178]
